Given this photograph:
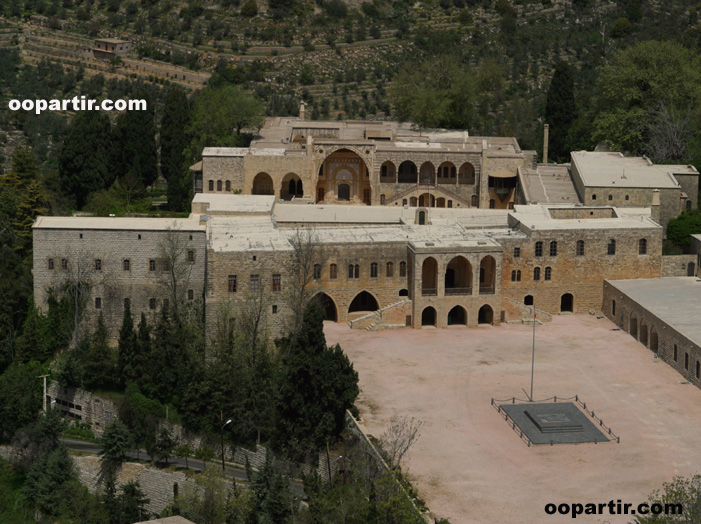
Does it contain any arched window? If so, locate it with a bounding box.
[313,264,321,280]
[511,270,516,282]
[576,240,585,256]
[399,261,407,277]
[330,263,337,280]
[549,241,557,257]
[217,180,222,191]
[592,194,597,201]
[535,241,543,257]
[608,194,613,201]
[354,264,359,278]
[208,180,214,191]
[402,199,408,206]
[607,239,616,255]
[348,264,354,279]
[638,238,647,255]
[544,267,552,281]
[386,262,394,277]
[471,195,478,207]
[225,180,231,191]
[370,262,378,278]
[516,270,521,281]
[533,267,541,281]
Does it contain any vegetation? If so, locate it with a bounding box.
[635,474,701,523]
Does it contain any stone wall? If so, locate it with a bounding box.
[47,381,119,435]
[32,222,206,340]
[661,254,696,277]
[602,280,701,389]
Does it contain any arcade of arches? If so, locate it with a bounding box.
[316,149,372,205]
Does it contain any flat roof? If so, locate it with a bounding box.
[510,205,661,231]
[571,152,682,189]
[94,38,129,44]
[33,216,204,232]
[193,193,275,215]
[607,277,701,346]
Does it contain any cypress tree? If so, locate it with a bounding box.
[118,302,138,386]
[545,62,577,163]
[160,86,192,212]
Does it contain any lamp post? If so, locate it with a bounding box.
[220,412,232,473]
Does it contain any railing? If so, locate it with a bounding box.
[479,285,495,295]
[445,287,472,295]
[421,288,437,296]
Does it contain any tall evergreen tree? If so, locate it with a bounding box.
[545,62,577,163]
[81,313,117,389]
[58,111,112,208]
[160,86,192,212]
[118,302,138,386]
[111,91,158,189]
[273,302,359,460]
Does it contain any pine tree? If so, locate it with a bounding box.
[545,62,577,163]
[82,313,117,389]
[118,302,138,386]
[99,419,133,466]
[118,481,150,523]
[160,86,192,212]
[59,111,112,208]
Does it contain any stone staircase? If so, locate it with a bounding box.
[385,184,472,207]
[502,297,552,325]
[348,299,411,330]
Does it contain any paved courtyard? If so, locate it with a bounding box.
[324,315,701,524]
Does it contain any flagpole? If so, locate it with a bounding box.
[530,304,536,401]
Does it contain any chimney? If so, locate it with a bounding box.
[651,189,661,224]
[299,100,305,120]
[543,124,549,164]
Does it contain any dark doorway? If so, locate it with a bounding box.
[418,211,426,225]
[478,305,493,324]
[310,292,337,321]
[688,262,696,277]
[338,184,350,201]
[447,306,467,325]
[524,295,534,306]
[421,307,436,326]
[560,293,573,313]
[348,291,379,313]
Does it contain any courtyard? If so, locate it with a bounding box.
[324,315,701,524]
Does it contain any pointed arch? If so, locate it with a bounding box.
[447,306,467,326]
[310,292,338,321]
[348,291,379,313]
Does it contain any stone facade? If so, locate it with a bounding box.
[32,217,206,340]
[47,381,119,435]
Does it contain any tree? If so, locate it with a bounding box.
[273,302,359,460]
[80,313,117,389]
[285,228,326,337]
[379,415,423,471]
[99,420,133,467]
[250,452,297,524]
[593,41,701,155]
[160,86,192,212]
[22,444,75,515]
[110,91,158,188]
[666,210,701,247]
[635,475,701,523]
[175,442,193,468]
[544,62,577,162]
[156,224,196,319]
[155,427,175,464]
[58,111,112,208]
[117,301,138,386]
[118,481,150,523]
[0,361,44,442]
[186,85,265,164]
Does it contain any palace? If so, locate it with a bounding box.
[31,117,701,387]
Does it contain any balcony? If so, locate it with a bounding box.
[445,287,472,296]
[422,288,437,296]
[479,285,495,295]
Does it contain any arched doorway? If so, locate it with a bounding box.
[252,172,274,195]
[459,163,476,184]
[380,161,396,182]
[479,256,496,294]
[640,319,648,346]
[348,291,379,313]
[398,161,418,183]
[418,193,435,207]
[418,210,426,225]
[445,256,472,295]
[560,293,573,313]
[310,292,338,321]
[438,162,456,184]
[421,307,436,326]
[421,257,438,295]
[280,173,303,200]
[447,306,467,325]
[478,305,493,324]
[419,162,435,185]
[317,148,370,205]
[524,295,534,306]
[630,313,638,339]
[338,184,350,201]
[650,326,659,353]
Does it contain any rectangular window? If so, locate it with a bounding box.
[513,247,520,259]
[48,258,54,270]
[149,298,156,310]
[123,259,130,271]
[228,275,237,293]
[272,305,278,314]
[313,264,321,280]
[673,344,678,362]
[188,250,195,263]
[250,274,260,294]
[330,264,337,280]
[187,289,194,300]
[272,274,281,292]
[534,242,543,257]
[61,258,68,270]
[95,297,102,309]
[685,353,689,370]
[149,259,156,272]
[94,259,102,271]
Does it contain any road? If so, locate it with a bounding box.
[61,438,306,495]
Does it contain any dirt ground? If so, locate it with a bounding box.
[324,315,701,524]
